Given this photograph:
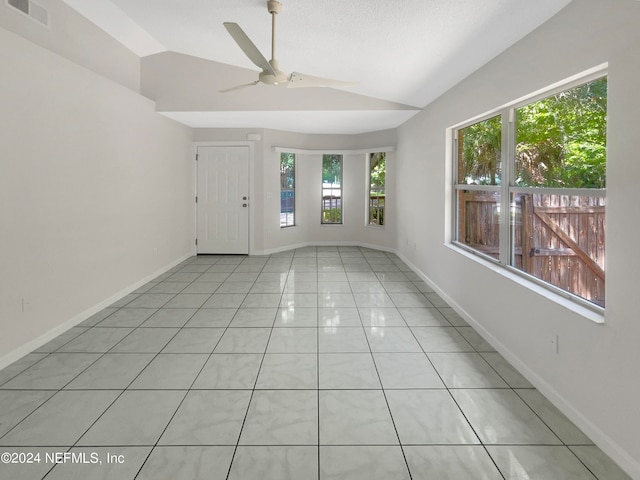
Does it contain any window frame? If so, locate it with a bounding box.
[321,154,343,225]
[280,152,296,228]
[366,152,386,227]
[451,67,607,314]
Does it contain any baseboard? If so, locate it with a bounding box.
[255,241,396,256]
[0,252,193,371]
[395,250,640,480]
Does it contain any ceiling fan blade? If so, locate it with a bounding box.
[219,81,260,93]
[287,72,357,88]
[223,22,275,75]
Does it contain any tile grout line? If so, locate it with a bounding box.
[413,326,510,479]
[131,254,232,479]
[224,252,289,480]
[361,247,414,480]
[0,248,613,480]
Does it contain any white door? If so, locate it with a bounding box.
[196,146,250,254]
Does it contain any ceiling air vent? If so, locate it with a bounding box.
[7,0,49,26]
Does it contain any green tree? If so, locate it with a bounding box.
[459,77,607,188]
[461,115,502,185]
[370,152,386,191]
[515,77,607,188]
[323,154,342,184]
[280,152,295,188]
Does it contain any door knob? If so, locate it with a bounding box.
[243,203,248,207]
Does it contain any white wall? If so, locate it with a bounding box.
[0,0,140,91]
[395,0,640,476]
[0,26,194,364]
[194,128,397,254]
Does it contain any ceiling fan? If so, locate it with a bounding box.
[221,0,357,92]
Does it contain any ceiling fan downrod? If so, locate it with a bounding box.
[220,0,357,92]
[267,0,282,62]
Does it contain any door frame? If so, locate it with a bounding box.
[193,141,255,255]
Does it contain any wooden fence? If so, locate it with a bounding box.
[459,191,605,306]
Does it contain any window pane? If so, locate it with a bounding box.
[515,77,607,188]
[458,115,502,185]
[456,189,501,260]
[510,192,605,307]
[280,152,295,227]
[322,154,342,224]
[368,152,386,226]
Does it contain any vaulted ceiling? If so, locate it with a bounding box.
[61,0,572,134]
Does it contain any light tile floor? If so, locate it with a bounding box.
[0,246,631,480]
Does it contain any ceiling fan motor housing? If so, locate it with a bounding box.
[221,0,355,91]
[260,58,288,85]
[267,1,282,15]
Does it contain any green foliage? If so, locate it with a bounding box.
[459,77,607,189]
[370,152,386,190]
[515,77,607,188]
[323,154,342,184]
[322,208,342,223]
[461,115,502,185]
[369,205,384,226]
[280,152,295,189]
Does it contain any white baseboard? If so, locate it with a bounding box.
[395,250,640,480]
[4,243,637,478]
[255,241,396,256]
[0,252,193,371]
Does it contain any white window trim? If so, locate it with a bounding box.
[321,154,344,226]
[449,65,608,319]
[280,152,296,229]
[273,146,395,155]
[445,243,605,324]
[366,152,386,228]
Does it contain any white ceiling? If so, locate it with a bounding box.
[61,0,572,134]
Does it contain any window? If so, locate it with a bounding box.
[368,152,386,226]
[280,152,295,227]
[455,114,502,258]
[322,154,342,224]
[454,74,607,308]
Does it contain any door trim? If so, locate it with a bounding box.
[193,141,255,255]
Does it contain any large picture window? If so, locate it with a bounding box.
[368,152,386,226]
[322,154,343,224]
[280,152,295,228]
[454,74,607,308]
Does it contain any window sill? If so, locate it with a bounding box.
[446,243,605,324]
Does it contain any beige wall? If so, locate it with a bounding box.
[0,26,194,363]
[395,0,640,476]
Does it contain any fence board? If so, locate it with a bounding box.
[460,191,605,306]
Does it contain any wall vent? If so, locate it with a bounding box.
[7,0,49,26]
